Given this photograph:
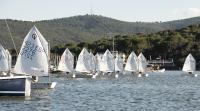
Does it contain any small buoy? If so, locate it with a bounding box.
[138,74,142,78]
[145,74,149,77]
[194,74,198,77]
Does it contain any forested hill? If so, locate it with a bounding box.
[0,14,200,48]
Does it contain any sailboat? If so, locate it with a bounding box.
[114,53,124,78]
[115,53,124,73]
[57,48,74,74]
[95,53,101,73]
[124,51,138,74]
[74,48,96,78]
[0,44,31,96]
[100,49,115,77]
[182,53,197,77]
[89,52,96,73]
[14,26,56,89]
[137,53,148,77]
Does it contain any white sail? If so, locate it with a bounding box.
[125,51,138,72]
[115,53,123,72]
[33,26,49,58]
[0,44,9,72]
[58,48,74,72]
[89,52,96,72]
[95,53,101,72]
[14,26,49,76]
[100,49,114,72]
[182,53,196,72]
[5,49,12,71]
[75,48,91,73]
[138,53,147,73]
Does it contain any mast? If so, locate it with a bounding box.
[113,35,115,74]
[48,40,51,82]
[5,19,18,55]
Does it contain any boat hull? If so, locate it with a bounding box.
[181,72,198,77]
[32,82,57,89]
[73,74,96,78]
[0,76,31,96]
[97,72,119,78]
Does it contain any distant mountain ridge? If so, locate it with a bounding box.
[0,14,200,48]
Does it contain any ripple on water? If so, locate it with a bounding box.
[1,71,200,111]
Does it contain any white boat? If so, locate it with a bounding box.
[124,51,138,74]
[100,49,114,73]
[58,48,74,74]
[14,26,56,89]
[99,49,117,78]
[115,53,123,73]
[89,52,96,72]
[0,44,31,96]
[95,53,101,72]
[137,53,148,77]
[182,53,197,77]
[114,53,124,78]
[74,48,96,78]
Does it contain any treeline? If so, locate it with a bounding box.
[51,24,200,69]
[1,15,200,49]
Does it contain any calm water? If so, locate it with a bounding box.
[1,71,200,111]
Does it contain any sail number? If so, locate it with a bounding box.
[20,41,44,60]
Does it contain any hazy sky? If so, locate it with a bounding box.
[1,0,200,22]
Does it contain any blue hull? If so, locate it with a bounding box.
[0,78,26,96]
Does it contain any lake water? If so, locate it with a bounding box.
[1,71,200,111]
